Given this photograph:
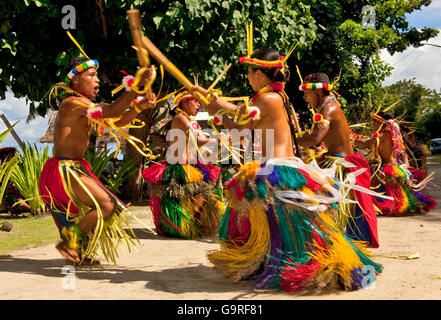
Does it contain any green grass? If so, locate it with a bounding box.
[0,214,60,256]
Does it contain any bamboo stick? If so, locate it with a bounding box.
[139,31,209,105]
[127,9,154,99]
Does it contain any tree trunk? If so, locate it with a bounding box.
[122,108,155,202]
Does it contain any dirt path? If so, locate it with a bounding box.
[1,160,441,300]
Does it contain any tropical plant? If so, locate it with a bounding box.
[103,158,137,196]
[85,147,114,180]
[0,125,20,206]
[85,148,137,198]
[11,143,51,215]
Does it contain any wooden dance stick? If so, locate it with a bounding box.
[133,23,209,105]
[127,9,154,100]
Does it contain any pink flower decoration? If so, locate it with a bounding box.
[190,121,200,131]
[122,75,135,91]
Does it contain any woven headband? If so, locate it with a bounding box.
[299,83,334,91]
[65,59,99,84]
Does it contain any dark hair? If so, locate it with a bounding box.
[250,48,290,83]
[250,48,302,156]
[169,107,178,117]
[0,147,17,162]
[64,57,90,73]
[304,72,330,84]
[376,111,393,121]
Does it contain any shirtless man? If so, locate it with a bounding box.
[297,73,353,157]
[39,57,156,264]
[297,72,379,248]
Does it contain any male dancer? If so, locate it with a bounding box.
[39,57,156,265]
[297,73,379,248]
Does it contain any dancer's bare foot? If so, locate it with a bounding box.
[65,258,101,266]
[79,258,101,266]
[56,241,80,263]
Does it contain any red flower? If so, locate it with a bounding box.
[213,115,222,125]
[313,114,323,123]
[88,109,103,120]
[190,122,200,130]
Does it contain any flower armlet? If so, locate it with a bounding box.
[131,96,144,113]
[313,113,330,125]
[123,75,135,92]
[87,106,103,120]
[248,106,261,121]
[213,113,223,125]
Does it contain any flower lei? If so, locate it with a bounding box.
[175,107,202,133]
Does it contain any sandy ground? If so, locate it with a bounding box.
[1,160,441,300]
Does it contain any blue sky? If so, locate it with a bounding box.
[381,0,441,90]
[1,1,441,151]
[405,0,441,29]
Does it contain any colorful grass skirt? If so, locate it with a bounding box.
[142,161,225,239]
[208,159,382,293]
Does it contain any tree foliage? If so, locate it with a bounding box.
[366,78,441,141]
[0,0,317,120]
[292,0,438,124]
[1,1,438,124]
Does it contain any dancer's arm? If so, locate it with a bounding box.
[297,122,330,148]
[190,85,238,115]
[354,137,377,148]
[113,94,157,127]
[98,67,156,118]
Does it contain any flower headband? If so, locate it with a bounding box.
[65,59,99,84]
[238,21,296,74]
[371,113,386,123]
[238,55,287,69]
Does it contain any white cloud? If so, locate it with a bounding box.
[380,31,441,91]
[429,0,441,9]
[0,88,51,151]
